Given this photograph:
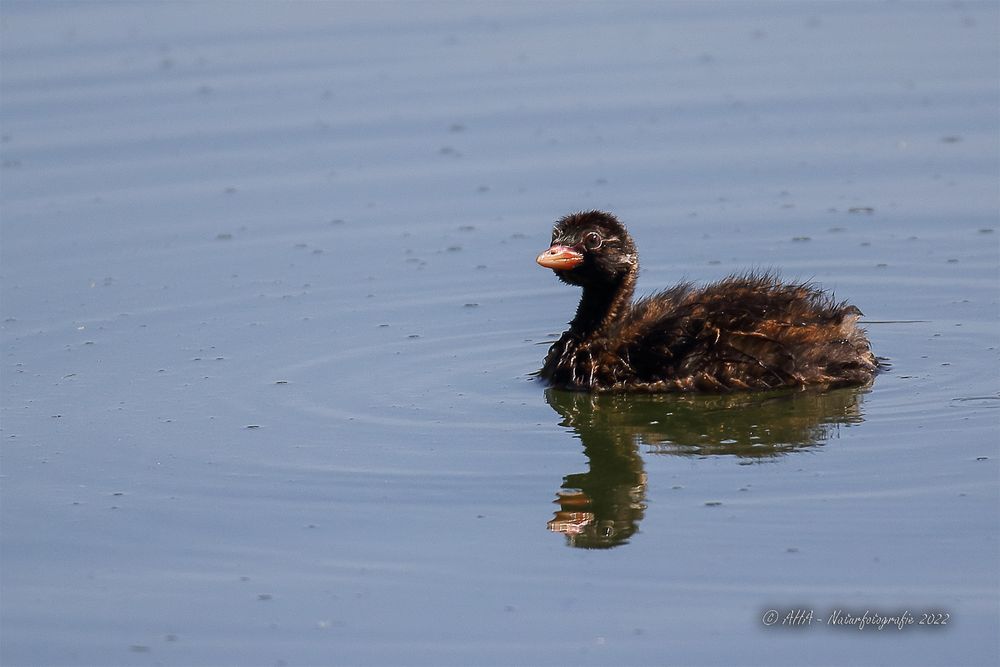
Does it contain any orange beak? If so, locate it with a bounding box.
[536,244,584,270]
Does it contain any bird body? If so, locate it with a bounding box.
[537,211,878,393]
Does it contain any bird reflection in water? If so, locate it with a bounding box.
[545,386,869,549]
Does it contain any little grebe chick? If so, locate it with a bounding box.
[536,211,878,392]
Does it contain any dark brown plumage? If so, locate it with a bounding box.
[536,211,878,392]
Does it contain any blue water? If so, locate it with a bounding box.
[2,2,997,665]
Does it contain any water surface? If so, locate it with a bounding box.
[2,2,998,665]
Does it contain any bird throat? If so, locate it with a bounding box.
[569,271,636,337]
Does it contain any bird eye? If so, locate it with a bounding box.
[583,231,603,250]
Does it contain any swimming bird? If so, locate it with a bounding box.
[536,210,878,392]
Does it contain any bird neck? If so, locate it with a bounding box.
[570,271,636,337]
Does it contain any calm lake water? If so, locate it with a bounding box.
[2,2,998,665]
